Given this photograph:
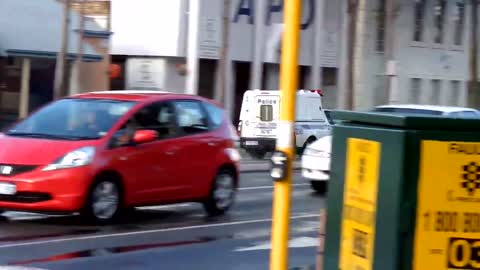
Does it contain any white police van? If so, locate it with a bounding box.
[238,89,331,159]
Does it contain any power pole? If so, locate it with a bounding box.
[345,0,358,110]
[216,0,231,105]
[54,0,72,99]
[469,0,479,108]
[186,0,201,95]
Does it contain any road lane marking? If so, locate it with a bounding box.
[238,183,309,190]
[234,236,318,251]
[0,214,320,249]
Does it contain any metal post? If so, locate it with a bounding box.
[336,0,349,109]
[311,0,325,89]
[385,0,398,104]
[70,0,86,95]
[345,0,358,110]
[269,0,301,270]
[54,0,71,99]
[469,0,479,108]
[19,58,31,119]
[250,0,267,90]
[216,0,231,104]
[186,0,201,95]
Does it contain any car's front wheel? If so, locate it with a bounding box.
[203,170,237,216]
[82,179,121,224]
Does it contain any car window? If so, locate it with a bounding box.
[112,102,177,147]
[372,107,443,115]
[324,110,334,125]
[449,111,480,118]
[203,102,225,129]
[7,98,135,140]
[174,100,209,135]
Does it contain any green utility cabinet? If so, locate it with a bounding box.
[323,111,480,270]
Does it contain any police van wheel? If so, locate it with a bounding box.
[249,150,266,159]
[301,137,317,154]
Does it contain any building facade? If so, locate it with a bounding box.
[354,0,473,110]
[110,0,343,124]
[0,0,111,128]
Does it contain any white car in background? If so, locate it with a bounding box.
[302,105,480,193]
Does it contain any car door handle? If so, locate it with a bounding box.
[165,150,176,156]
[208,142,217,146]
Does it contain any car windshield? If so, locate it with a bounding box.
[371,107,443,116]
[5,98,136,140]
[324,110,334,125]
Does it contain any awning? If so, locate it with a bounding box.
[6,49,102,62]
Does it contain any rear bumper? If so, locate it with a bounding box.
[240,137,276,152]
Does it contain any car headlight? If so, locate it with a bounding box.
[303,148,330,158]
[42,146,96,171]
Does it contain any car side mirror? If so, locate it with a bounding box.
[133,130,158,144]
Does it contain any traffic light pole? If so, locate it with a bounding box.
[269,0,301,270]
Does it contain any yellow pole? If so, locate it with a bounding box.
[269,0,301,270]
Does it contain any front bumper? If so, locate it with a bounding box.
[0,167,91,213]
[301,154,330,181]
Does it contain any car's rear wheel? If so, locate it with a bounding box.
[82,179,121,224]
[203,170,237,216]
[311,181,327,194]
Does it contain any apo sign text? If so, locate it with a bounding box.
[232,0,315,30]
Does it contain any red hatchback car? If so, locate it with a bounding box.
[0,91,240,223]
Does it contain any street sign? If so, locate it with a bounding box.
[339,138,381,270]
[413,140,480,270]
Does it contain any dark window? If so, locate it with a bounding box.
[413,0,426,41]
[111,102,177,147]
[174,101,209,135]
[453,0,466,45]
[324,110,334,125]
[203,102,225,129]
[260,104,274,122]
[376,0,386,52]
[433,0,447,43]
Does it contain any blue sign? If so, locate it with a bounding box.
[232,0,315,30]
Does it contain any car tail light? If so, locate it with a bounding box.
[237,121,242,135]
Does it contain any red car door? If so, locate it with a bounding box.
[171,100,217,198]
[106,101,183,204]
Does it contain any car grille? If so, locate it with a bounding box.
[0,164,38,177]
[0,192,52,203]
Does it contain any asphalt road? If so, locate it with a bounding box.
[0,171,325,270]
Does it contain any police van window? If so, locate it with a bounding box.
[260,104,273,122]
